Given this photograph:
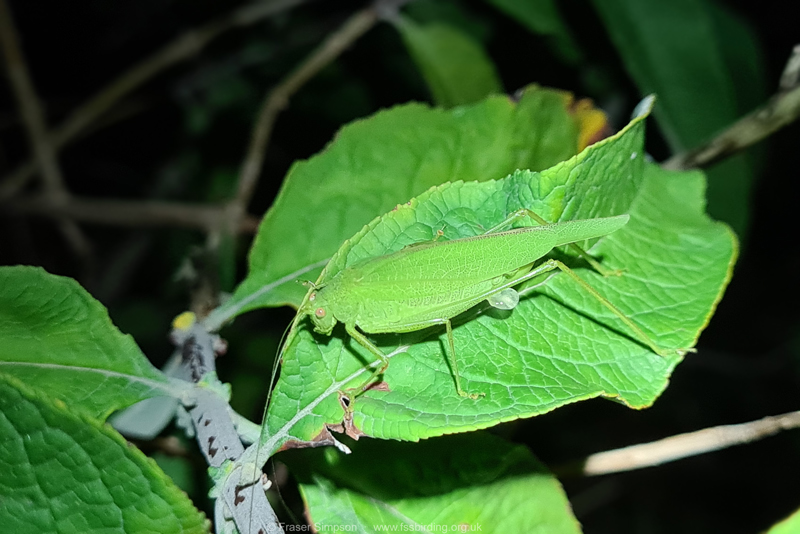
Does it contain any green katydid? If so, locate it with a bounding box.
[298,209,687,399]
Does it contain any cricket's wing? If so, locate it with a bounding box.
[344,214,628,333]
[355,214,629,282]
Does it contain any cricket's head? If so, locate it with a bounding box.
[303,288,336,335]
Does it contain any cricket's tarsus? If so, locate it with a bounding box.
[297,209,688,400]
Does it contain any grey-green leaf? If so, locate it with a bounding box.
[0,374,210,534]
[0,266,181,420]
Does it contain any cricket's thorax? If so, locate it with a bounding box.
[311,274,361,325]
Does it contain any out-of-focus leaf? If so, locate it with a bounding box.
[592,0,736,149]
[395,16,503,107]
[109,396,180,440]
[591,0,765,234]
[708,3,766,115]
[404,0,492,42]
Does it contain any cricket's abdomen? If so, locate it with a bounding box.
[342,274,503,334]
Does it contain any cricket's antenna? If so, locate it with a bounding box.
[262,282,318,429]
[248,271,324,532]
[263,315,298,421]
[248,310,301,533]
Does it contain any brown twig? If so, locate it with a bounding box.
[663,45,800,170]
[229,0,411,226]
[779,44,800,90]
[554,410,800,477]
[0,0,92,265]
[8,195,260,233]
[0,0,308,201]
[0,0,65,200]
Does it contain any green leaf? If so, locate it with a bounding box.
[767,507,800,534]
[255,102,735,450]
[216,86,591,327]
[591,0,764,234]
[0,266,183,420]
[395,16,502,107]
[295,433,579,534]
[0,374,210,534]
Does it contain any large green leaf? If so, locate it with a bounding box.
[251,102,735,453]
[214,86,599,328]
[295,433,579,534]
[395,16,503,107]
[591,0,764,234]
[0,374,210,534]
[0,266,183,420]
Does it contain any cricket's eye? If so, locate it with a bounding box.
[315,307,326,318]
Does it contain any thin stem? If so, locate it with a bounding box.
[663,44,800,170]
[8,195,260,233]
[554,410,800,477]
[0,0,92,266]
[230,2,392,224]
[0,0,65,200]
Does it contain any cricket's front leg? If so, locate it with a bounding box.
[345,323,390,395]
[345,320,485,400]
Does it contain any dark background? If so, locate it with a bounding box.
[1,1,798,532]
